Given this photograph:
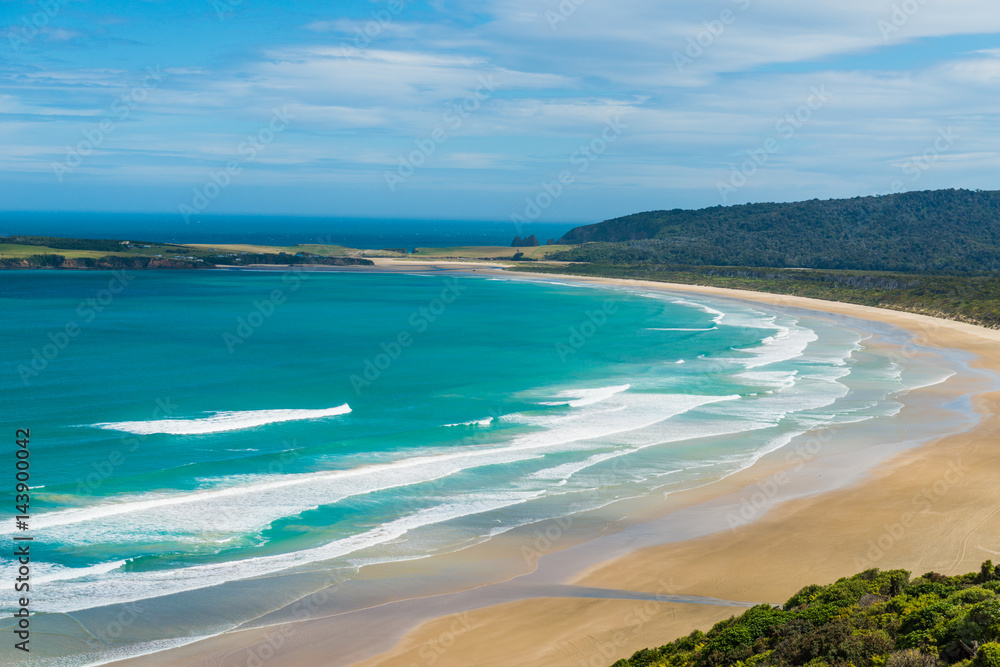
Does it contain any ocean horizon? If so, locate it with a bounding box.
[0,213,580,250]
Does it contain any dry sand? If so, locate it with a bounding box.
[110,267,1000,667]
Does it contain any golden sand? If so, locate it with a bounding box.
[109,268,1000,667]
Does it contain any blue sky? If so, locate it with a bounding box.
[2,0,999,223]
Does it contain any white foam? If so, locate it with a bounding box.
[729,327,819,370]
[541,384,631,407]
[90,405,353,435]
[17,392,736,554]
[646,327,718,332]
[23,491,545,612]
[32,559,130,584]
[527,451,625,483]
[669,298,727,325]
[737,370,799,390]
[444,418,494,427]
[901,369,957,392]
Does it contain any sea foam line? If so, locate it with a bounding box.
[541,384,631,408]
[28,393,734,533]
[89,405,352,435]
[26,492,547,613]
[647,327,718,332]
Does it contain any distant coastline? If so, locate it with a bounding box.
[6,233,1000,334]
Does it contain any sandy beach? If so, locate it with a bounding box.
[109,264,1000,667]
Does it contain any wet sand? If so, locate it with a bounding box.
[109,263,1000,667]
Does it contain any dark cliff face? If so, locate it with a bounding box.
[0,254,375,270]
[511,235,540,247]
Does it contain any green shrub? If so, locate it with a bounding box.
[787,584,825,610]
[974,642,1000,667]
[886,648,943,666]
[612,563,1000,667]
[951,589,998,606]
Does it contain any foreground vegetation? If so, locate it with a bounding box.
[557,189,1000,273]
[515,263,1000,329]
[612,563,1000,667]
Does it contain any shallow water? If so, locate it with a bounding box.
[0,269,961,664]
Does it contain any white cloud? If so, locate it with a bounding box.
[3,0,1000,217]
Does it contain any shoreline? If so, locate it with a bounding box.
[101,262,1000,667]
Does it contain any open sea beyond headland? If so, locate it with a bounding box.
[0,213,577,249]
[0,269,965,665]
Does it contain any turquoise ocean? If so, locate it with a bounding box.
[0,269,962,664]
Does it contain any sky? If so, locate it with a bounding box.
[1,0,999,224]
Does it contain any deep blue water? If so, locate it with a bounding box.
[0,212,578,248]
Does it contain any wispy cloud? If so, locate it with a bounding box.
[1,0,999,218]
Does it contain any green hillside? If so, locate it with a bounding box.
[557,189,1000,273]
[612,563,1000,667]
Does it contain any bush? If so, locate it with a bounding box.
[886,649,944,666]
[975,643,1000,667]
[612,564,1000,667]
[786,584,825,610]
[951,589,998,606]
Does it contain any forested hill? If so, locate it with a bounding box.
[556,189,1000,273]
[611,562,1000,667]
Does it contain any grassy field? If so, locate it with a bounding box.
[1,238,566,263]
[0,244,136,260]
[184,243,359,256]
[412,245,572,260]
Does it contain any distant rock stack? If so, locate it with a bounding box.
[511,235,540,247]
[546,239,556,245]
